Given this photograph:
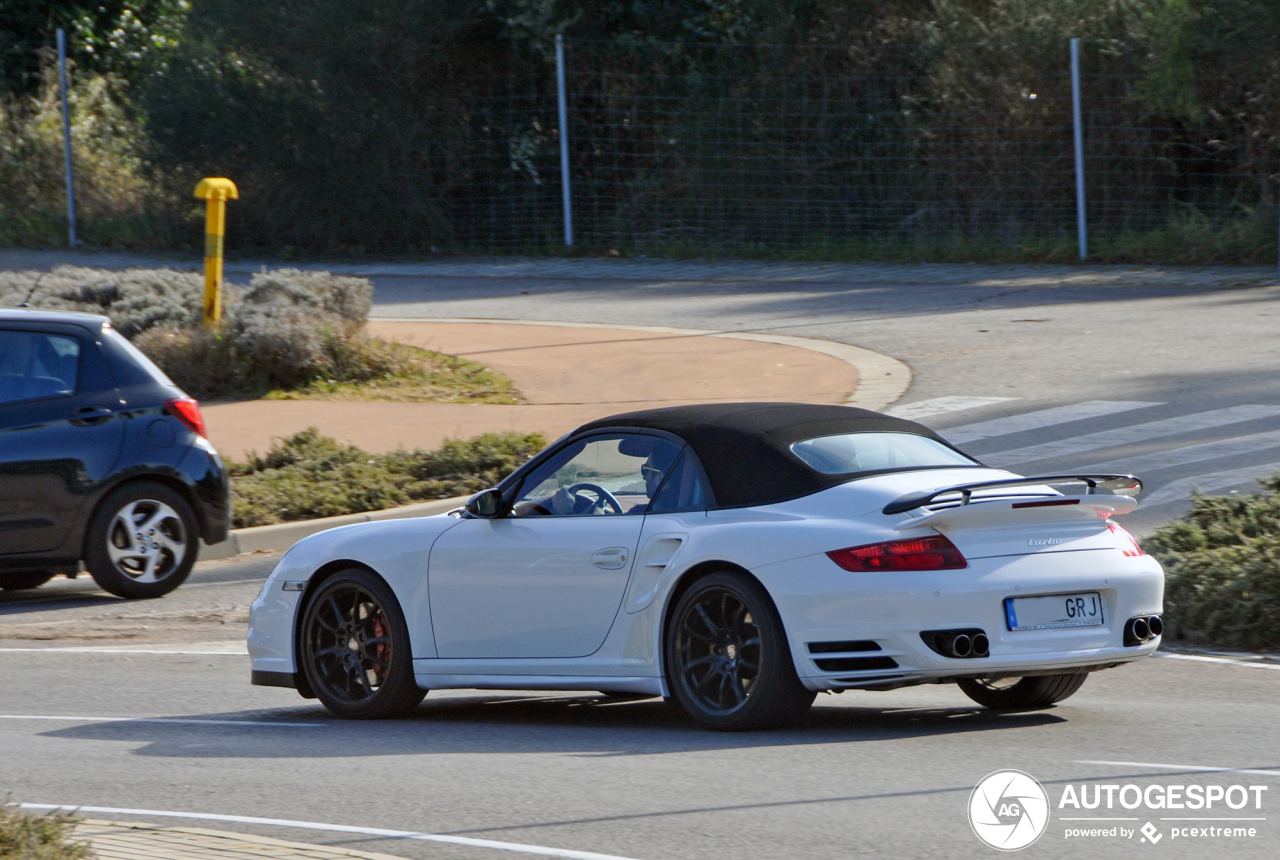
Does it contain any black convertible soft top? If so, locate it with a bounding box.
[573,402,956,509]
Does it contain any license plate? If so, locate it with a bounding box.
[1005,592,1104,631]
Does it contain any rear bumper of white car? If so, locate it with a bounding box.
[755,547,1164,692]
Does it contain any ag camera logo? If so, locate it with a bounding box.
[969,770,1051,851]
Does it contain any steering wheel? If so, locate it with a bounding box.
[566,482,624,515]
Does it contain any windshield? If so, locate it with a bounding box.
[790,432,978,475]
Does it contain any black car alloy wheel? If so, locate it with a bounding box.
[85,481,198,599]
[300,569,426,719]
[666,571,815,730]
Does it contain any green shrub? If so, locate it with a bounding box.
[0,69,177,248]
[0,803,91,860]
[229,429,546,527]
[1146,473,1280,651]
[0,265,204,336]
[1,266,517,401]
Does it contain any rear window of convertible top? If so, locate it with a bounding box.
[789,432,977,475]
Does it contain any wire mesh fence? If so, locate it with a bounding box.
[4,35,1277,257]
[396,37,1277,254]
[559,39,1272,253]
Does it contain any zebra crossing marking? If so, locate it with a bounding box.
[885,396,1016,420]
[941,400,1162,445]
[984,404,1280,467]
[1141,462,1280,507]
[1078,428,1280,474]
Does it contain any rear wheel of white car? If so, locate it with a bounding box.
[300,569,426,719]
[665,571,815,731]
[957,672,1088,710]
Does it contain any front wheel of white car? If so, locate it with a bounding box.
[957,672,1088,710]
[300,569,426,719]
[665,571,815,731]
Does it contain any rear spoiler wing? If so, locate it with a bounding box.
[882,474,1143,516]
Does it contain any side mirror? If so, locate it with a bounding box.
[465,488,504,518]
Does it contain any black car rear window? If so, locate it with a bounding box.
[0,330,80,404]
[102,327,175,388]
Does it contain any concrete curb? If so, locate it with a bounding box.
[73,819,413,860]
[199,497,467,560]
[382,317,913,412]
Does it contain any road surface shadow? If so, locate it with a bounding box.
[38,693,1065,758]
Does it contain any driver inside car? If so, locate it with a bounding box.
[512,436,679,516]
[626,437,679,513]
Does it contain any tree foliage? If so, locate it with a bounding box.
[0,1,189,95]
[3,1,1278,254]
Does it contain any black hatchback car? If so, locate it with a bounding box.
[0,309,230,598]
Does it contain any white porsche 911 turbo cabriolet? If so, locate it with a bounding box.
[248,402,1163,730]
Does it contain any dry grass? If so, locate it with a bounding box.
[228,429,546,527]
[0,803,91,860]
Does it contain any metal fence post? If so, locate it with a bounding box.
[56,29,77,248]
[556,33,573,247]
[1070,38,1087,260]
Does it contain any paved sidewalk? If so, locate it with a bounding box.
[72,820,411,860]
[202,318,876,458]
[1,248,1272,288]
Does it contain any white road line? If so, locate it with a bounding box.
[1074,761,1280,778]
[1138,462,1280,507]
[885,396,1016,420]
[1153,652,1280,671]
[984,405,1280,467]
[940,401,1161,445]
[0,647,246,655]
[0,715,322,727]
[19,805,645,860]
[182,578,269,589]
[1078,429,1280,474]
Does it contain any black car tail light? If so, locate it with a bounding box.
[165,398,207,438]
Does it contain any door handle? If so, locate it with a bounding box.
[591,547,629,570]
[71,406,114,424]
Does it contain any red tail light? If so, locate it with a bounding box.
[1107,521,1144,557]
[165,397,206,438]
[827,535,967,572]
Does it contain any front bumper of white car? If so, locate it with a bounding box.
[755,547,1164,692]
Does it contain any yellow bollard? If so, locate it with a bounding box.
[193,178,239,328]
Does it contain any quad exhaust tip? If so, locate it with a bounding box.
[921,628,989,659]
[1124,614,1163,646]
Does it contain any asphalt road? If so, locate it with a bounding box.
[366,268,1280,533]
[2,625,1277,860]
[4,254,1280,858]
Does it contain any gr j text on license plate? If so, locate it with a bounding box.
[1005,592,1104,631]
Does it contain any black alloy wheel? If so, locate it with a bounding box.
[300,569,426,719]
[956,672,1089,710]
[665,571,815,730]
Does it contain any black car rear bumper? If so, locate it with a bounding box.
[180,441,231,544]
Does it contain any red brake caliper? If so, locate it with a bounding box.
[372,615,389,684]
